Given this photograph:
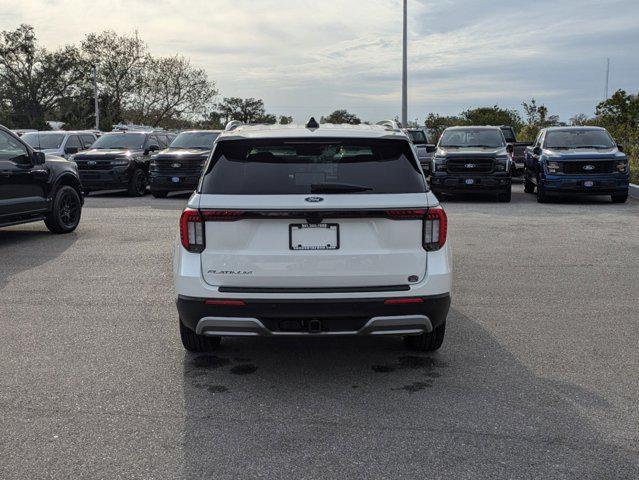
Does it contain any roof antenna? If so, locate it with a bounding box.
[306,117,319,129]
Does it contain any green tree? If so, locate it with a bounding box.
[278,115,293,125]
[216,97,273,124]
[320,109,361,125]
[424,113,465,143]
[461,106,523,132]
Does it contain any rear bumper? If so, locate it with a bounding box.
[540,174,629,195]
[149,173,199,191]
[177,294,451,337]
[430,173,511,192]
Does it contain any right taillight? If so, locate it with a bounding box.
[180,208,205,253]
[423,206,447,251]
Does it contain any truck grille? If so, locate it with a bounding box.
[561,161,615,175]
[447,157,494,174]
[154,157,205,175]
[76,159,115,170]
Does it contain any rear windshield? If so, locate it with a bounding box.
[200,138,426,195]
[544,130,615,149]
[440,129,505,148]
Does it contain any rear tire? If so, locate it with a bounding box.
[44,186,82,234]
[179,320,221,352]
[404,322,446,352]
[611,192,628,203]
[127,169,147,197]
[524,176,535,193]
[497,189,511,202]
[151,189,169,198]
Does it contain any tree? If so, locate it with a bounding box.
[569,113,592,126]
[278,115,293,125]
[0,24,86,128]
[518,99,562,141]
[127,55,217,127]
[424,113,465,143]
[595,90,639,129]
[320,110,361,125]
[461,106,523,132]
[216,97,271,124]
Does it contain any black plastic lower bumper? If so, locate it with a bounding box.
[430,174,511,193]
[177,294,451,334]
[149,174,199,191]
[79,170,130,189]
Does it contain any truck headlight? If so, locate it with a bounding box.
[616,160,628,173]
[546,161,560,173]
[494,155,509,172]
[433,156,446,172]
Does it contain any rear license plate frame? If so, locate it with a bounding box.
[289,223,340,251]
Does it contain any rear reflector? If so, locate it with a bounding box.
[384,298,424,304]
[423,206,447,251]
[205,299,246,306]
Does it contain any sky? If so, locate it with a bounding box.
[1,0,638,123]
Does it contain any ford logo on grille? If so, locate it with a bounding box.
[172,163,181,168]
[305,196,324,203]
[87,160,96,166]
[465,163,476,169]
[583,164,595,171]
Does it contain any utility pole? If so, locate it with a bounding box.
[93,65,100,131]
[401,0,408,127]
[604,58,610,100]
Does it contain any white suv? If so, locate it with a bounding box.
[173,119,452,352]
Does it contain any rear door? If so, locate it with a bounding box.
[197,137,431,289]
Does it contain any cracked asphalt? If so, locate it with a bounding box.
[1,185,638,479]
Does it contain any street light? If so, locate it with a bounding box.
[402,0,408,127]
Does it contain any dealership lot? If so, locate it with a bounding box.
[1,186,638,479]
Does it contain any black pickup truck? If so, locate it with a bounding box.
[430,126,514,202]
[499,126,532,176]
[0,125,83,233]
[403,128,437,175]
[149,130,220,198]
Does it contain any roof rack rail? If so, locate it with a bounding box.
[376,120,403,131]
[225,120,243,131]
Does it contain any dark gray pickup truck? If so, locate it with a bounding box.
[499,126,532,177]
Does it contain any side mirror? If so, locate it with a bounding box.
[617,144,624,152]
[533,146,542,155]
[149,144,160,152]
[32,151,46,165]
[65,146,79,155]
[506,144,514,154]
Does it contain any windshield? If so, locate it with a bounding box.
[169,132,219,150]
[545,130,615,149]
[440,129,505,148]
[91,133,146,150]
[201,138,426,195]
[408,130,428,144]
[22,133,65,149]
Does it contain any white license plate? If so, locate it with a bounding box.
[290,224,339,250]
[584,180,594,187]
[172,177,180,183]
[465,178,475,185]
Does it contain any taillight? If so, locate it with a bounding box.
[423,206,447,251]
[200,210,244,221]
[180,208,205,253]
[385,209,427,220]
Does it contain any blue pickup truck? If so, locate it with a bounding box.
[523,126,630,203]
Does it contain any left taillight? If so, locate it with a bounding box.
[180,208,205,253]
[423,206,447,251]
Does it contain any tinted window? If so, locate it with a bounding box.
[92,133,146,149]
[0,131,29,162]
[407,130,428,144]
[170,131,219,149]
[440,129,505,148]
[66,135,82,148]
[201,138,425,195]
[544,130,615,149]
[157,135,169,148]
[22,133,65,149]
[148,135,160,148]
[500,127,516,143]
[80,135,96,148]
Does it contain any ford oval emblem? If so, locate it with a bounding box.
[87,160,96,166]
[305,196,324,203]
[583,164,595,171]
[465,163,476,169]
[172,163,181,168]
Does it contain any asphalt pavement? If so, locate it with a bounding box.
[1,185,638,479]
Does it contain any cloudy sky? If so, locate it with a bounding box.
[1,0,637,122]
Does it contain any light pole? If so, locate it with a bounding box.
[401,0,408,127]
[93,65,100,131]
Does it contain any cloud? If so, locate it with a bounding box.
[1,0,637,122]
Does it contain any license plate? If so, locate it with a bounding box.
[172,177,180,183]
[290,224,339,250]
[465,178,475,185]
[584,180,594,187]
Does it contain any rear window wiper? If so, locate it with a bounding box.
[310,183,373,193]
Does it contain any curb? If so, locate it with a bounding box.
[630,183,639,200]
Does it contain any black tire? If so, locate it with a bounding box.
[404,322,446,352]
[127,168,147,197]
[179,320,221,352]
[611,193,628,203]
[536,177,548,203]
[497,189,512,203]
[151,189,169,198]
[44,185,82,234]
[523,176,535,193]
[83,189,91,196]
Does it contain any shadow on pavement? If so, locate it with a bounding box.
[178,308,637,479]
